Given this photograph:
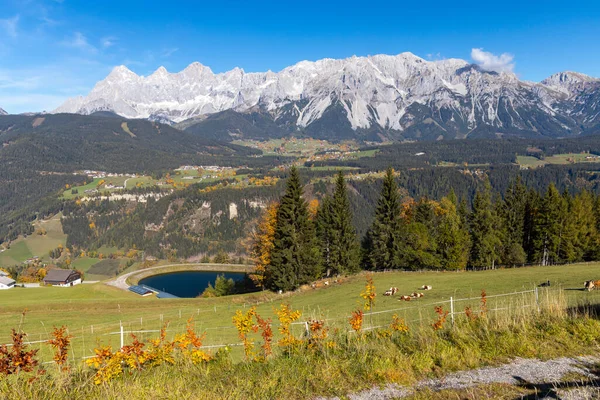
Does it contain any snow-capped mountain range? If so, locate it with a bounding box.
[54,53,600,141]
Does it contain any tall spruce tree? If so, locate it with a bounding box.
[523,189,541,262]
[365,167,403,269]
[316,195,334,273]
[396,198,440,269]
[571,190,599,261]
[316,172,360,275]
[499,178,527,266]
[469,183,502,269]
[436,196,471,270]
[266,166,321,291]
[532,184,568,266]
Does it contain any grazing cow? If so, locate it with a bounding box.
[399,295,412,301]
[411,292,424,298]
[420,285,432,290]
[384,287,399,296]
[585,280,600,291]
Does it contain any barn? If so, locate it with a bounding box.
[43,269,82,287]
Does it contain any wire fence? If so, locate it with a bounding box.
[2,285,585,366]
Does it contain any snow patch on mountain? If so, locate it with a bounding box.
[54,53,600,138]
[0,107,7,116]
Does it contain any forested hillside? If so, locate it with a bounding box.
[56,160,600,262]
[0,113,275,243]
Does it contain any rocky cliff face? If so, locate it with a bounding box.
[55,53,600,141]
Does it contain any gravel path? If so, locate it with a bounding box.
[322,356,600,400]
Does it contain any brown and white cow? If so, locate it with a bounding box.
[420,285,432,291]
[384,287,399,296]
[585,280,600,291]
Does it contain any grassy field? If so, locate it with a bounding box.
[517,153,600,168]
[2,262,600,363]
[0,215,66,266]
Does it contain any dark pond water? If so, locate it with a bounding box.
[139,271,246,298]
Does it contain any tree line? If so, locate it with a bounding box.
[251,166,600,292]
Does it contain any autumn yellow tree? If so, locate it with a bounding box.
[307,199,319,220]
[249,202,278,289]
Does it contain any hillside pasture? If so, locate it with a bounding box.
[2,263,600,363]
[517,153,600,168]
[0,215,66,266]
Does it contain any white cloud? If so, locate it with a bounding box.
[0,15,19,38]
[471,48,515,73]
[162,47,179,58]
[101,36,116,48]
[61,32,97,53]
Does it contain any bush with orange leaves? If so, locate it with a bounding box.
[85,346,124,385]
[275,304,302,351]
[465,306,478,322]
[47,326,72,371]
[0,329,40,376]
[360,273,376,311]
[232,307,258,360]
[390,314,409,333]
[254,314,273,360]
[232,307,275,361]
[120,334,148,370]
[306,320,328,350]
[432,306,449,331]
[145,325,175,367]
[480,289,488,317]
[349,309,364,333]
[174,318,212,364]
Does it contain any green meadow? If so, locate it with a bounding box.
[2,262,600,363]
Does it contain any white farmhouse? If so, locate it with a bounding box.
[43,269,82,287]
[0,275,16,290]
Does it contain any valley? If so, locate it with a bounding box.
[3,0,600,397]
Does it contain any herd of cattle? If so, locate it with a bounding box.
[383,284,432,301]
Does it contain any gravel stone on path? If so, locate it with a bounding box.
[321,356,600,400]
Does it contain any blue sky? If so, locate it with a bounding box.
[1,0,600,113]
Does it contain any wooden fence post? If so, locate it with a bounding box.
[450,297,455,327]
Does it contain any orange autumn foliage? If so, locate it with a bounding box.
[360,273,376,311]
[249,202,278,288]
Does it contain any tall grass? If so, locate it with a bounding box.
[2,291,600,399]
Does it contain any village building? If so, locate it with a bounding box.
[43,269,82,287]
[0,275,15,290]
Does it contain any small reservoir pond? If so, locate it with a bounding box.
[139,271,246,298]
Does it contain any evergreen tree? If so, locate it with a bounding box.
[532,184,568,265]
[266,166,321,291]
[499,178,527,266]
[436,196,470,270]
[396,198,440,269]
[469,183,502,269]
[365,168,403,269]
[523,189,541,262]
[316,172,360,275]
[316,195,334,272]
[563,190,597,262]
